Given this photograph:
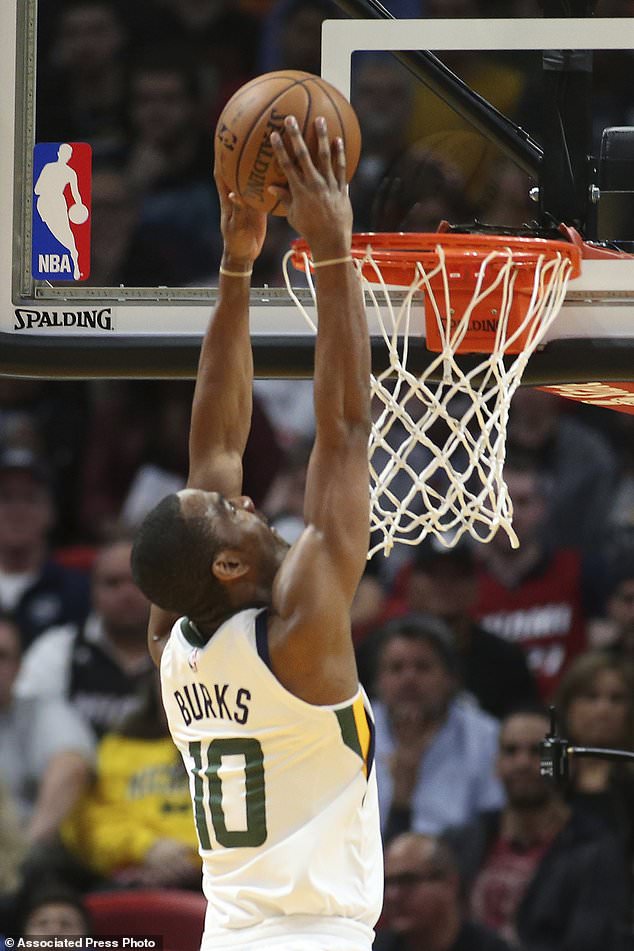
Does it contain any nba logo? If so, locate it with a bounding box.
[32,142,92,281]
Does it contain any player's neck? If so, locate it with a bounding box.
[193,595,271,640]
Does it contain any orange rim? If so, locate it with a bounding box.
[290,231,583,286]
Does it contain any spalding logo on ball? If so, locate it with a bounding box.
[215,70,362,216]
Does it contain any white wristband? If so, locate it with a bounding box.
[219,265,253,277]
[311,255,354,269]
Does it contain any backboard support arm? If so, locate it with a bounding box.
[334,0,543,178]
[334,0,604,232]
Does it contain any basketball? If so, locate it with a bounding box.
[215,70,362,216]
[68,203,89,225]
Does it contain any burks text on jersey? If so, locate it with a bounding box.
[174,681,251,726]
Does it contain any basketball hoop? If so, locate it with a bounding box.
[284,230,582,558]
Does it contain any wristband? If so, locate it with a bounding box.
[219,265,253,277]
[311,255,354,269]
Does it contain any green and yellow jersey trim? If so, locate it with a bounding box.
[335,695,375,779]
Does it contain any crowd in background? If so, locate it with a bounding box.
[0,0,633,947]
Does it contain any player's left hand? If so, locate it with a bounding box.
[215,164,267,266]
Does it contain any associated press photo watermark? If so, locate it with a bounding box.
[4,938,163,949]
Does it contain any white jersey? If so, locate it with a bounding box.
[160,607,383,951]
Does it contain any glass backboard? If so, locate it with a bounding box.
[2,1,634,383]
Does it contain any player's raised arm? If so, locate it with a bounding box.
[187,168,267,495]
[144,171,266,663]
[268,117,371,703]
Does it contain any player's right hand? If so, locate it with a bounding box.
[214,163,267,266]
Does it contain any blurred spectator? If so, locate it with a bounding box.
[78,381,188,541]
[110,0,261,133]
[258,0,421,96]
[86,163,216,287]
[257,0,338,74]
[0,448,91,649]
[16,537,152,739]
[555,652,634,895]
[350,55,416,231]
[0,380,90,547]
[405,0,528,211]
[125,54,219,273]
[14,882,92,939]
[36,0,129,157]
[606,415,634,536]
[198,5,260,132]
[0,616,94,848]
[372,614,504,842]
[443,709,630,951]
[479,156,535,229]
[507,388,618,551]
[0,780,25,898]
[371,142,474,233]
[252,380,314,450]
[376,832,513,951]
[78,382,282,542]
[598,560,634,661]
[472,461,590,700]
[377,539,538,719]
[62,674,200,888]
[261,437,310,544]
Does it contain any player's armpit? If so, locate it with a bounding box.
[269,529,360,704]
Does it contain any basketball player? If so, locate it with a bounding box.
[131,115,383,951]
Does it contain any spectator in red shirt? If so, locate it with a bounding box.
[367,537,537,720]
[472,461,591,700]
[442,709,629,951]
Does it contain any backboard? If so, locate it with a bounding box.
[2,0,634,387]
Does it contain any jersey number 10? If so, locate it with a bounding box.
[189,738,268,848]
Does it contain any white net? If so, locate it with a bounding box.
[284,236,578,559]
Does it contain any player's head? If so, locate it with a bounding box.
[131,490,289,625]
[58,143,73,163]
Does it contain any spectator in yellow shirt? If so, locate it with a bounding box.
[62,673,200,888]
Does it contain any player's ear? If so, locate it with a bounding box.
[211,549,250,583]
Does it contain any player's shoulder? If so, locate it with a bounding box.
[164,608,263,663]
